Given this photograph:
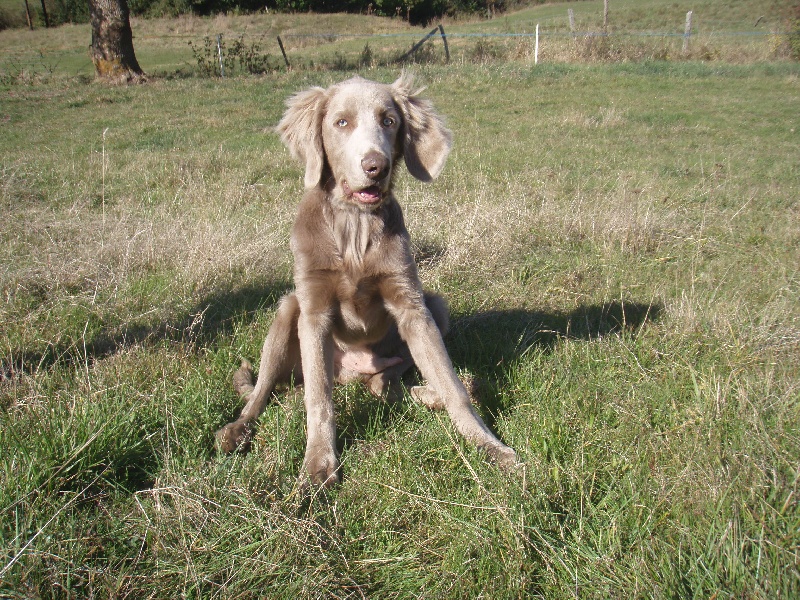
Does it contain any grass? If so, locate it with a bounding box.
[1,2,800,598]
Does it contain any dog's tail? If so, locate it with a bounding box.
[233,359,255,399]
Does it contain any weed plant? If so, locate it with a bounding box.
[189,34,279,76]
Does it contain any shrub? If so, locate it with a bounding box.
[129,0,193,18]
[49,0,90,23]
[0,5,28,30]
[188,34,278,76]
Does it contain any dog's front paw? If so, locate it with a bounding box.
[215,422,252,454]
[301,452,340,488]
[485,443,520,473]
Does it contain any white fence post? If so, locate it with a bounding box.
[683,11,693,54]
[535,23,539,64]
[216,34,225,78]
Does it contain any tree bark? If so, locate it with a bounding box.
[89,0,145,83]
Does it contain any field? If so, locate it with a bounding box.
[0,0,797,80]
[2,0,800,597]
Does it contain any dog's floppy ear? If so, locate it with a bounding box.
[276,86,328,189]
[392,73,453,182]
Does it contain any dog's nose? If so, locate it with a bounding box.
[361,152,389,181]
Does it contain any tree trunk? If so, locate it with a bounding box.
[89,0,145,83]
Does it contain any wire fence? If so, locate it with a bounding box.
[191,20,795,76]
[1,9,796,82]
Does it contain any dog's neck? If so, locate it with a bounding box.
[332,204,380,270]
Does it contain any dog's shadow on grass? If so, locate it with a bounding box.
[2,281,293,381]
[1,280,292,493]
[449,301,662,415]
[3,275,661,488]
[337,299,663,450]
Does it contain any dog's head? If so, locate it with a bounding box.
[277,74,452,209]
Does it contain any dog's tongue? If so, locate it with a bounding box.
[354,186,382,205]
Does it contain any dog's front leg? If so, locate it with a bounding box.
[393,303,518,470]
[297,310,340,487]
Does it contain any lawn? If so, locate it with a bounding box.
[1,3,799,598]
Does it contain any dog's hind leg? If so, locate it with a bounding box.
[216,293,301,453]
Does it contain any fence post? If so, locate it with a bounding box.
[603,0,609,32]
[568,9,575,38]
[216,34,224,78]
[23,0,33,29]
[535,23,539,65]
[438,25,450,62]
[683,10,693,54]
[399,25,442,62]
[277,36,290,69]
[38,0,49,27]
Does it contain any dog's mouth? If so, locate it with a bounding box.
[342,181,384,206]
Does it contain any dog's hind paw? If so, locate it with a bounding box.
[215,421,252,454]
[232,360,255,398]
[367,372,404,402]
[410,385,446,410]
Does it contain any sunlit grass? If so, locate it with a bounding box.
[1,7,799,597]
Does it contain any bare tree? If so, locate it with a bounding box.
[89,0,145,82]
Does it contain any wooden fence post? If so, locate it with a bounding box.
[438,25,450,62]
[23,0,33,29]
[38,0,49,27]
[568,8,575,38]
[277,36,290,69]
[683,10,693,54]
[399,25,442,62]
[603,0,609,32]
[535,23,539,65]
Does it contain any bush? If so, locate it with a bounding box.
[0,6,28,30]
[49,0,90,24]
[129,0,193,18]
[189,34,278,76]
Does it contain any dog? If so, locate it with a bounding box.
[216,74,517,486]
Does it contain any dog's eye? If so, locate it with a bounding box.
[382,117,396,127]
[336,119,348,128]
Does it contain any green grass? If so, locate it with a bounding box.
[2,4,800,597]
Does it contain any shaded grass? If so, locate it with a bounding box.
[1,59,799,597]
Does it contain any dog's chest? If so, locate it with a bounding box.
[333,274,388,342]
[313,203,398,342]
